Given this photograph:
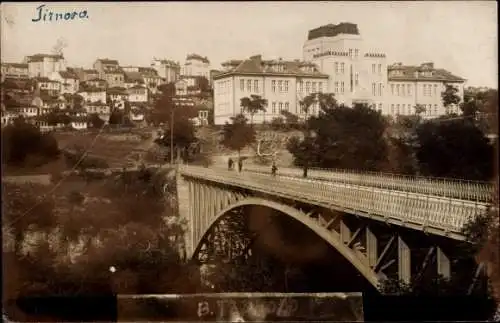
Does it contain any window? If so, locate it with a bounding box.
[355,49,359,57]
[272,102,276,114]
[434,104,438,115]
[378,103,382,111]
[396,84,400,96]
[433,84,437,96]
[391,84,394,95]
[298,81,303,92]
[335,62,339,73]
[335,82,339,93]
[378,83,382,96]
[279,102,283,112]
[407,105,412,115]
[396,104,400,115]
[355,73,359,86]
[312,82,317,93]
[247,80,251,92]
[254,80,259,92]
[391,104,394,114]
[372,83,376,96]
[408,85,411,96]
[271,80,276,92]
[341,82,345,93]
[277,80,282,92]
[340,63,345,74]
[285,102,289,111]
[372,64,376,73]
[306,81,311,93]
[284,81,289,92]
[349,49,353,57]
[428,104,432,115]
[378,64,382,74]
[401,84,405,96]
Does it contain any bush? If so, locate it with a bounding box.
[1,117,60,167]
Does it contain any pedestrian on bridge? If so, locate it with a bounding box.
[303,161,309,178]
[228,158,234,170]
[238,158,243,173]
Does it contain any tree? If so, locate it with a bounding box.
[154,115,197,161]
[240,95,267,125]
[299,93,316,121]
[220,114,256,158]
[414,104,426,115]
[1,117,60,167]
[288,98,389,171]
[270,117,286,131]
[108,109,125,125]
[441,84,461,114]
[87,113,105,129]
[415,118,494,180]
[280,110,300,130]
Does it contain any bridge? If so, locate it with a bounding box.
[177,164,494,290]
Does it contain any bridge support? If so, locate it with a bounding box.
[398,236,411,284]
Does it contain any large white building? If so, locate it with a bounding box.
[151,58,180,83]
[25,54,66,78]
[181,54,210,79]
[213,55,328,125]
[303,22,466,117]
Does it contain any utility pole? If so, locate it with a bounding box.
[170,98,175,165]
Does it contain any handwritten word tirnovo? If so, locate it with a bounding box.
[32,4,89,22]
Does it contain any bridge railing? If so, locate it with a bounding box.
[241,165,494,203]
[180,165,490,239]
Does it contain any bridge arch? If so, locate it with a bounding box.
[192,197,380,289]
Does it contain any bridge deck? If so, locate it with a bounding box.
[180,165,490,240]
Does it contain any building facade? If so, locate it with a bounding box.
[303,22,465,117]
[213,55,329,125]
[151,58,180,83]
[181,54,210,79]
[1,63,29,79]
[303,23,387,110]
[387,62,465,118]
[25,54,66,78]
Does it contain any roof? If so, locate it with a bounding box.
[107,87,128,94]
[186,53,210,64]
[26,53,64,62]
[308,23,360,41]
[2,63,28,69]
[214,55,329,80]
[387,63,466,82]
[84,69,99,74]
[129,85,147,90]
[59,71,78,79]
[96,58,119,65]
[152,58,180,66]
[36,77,59,83]
[125,72,144,83]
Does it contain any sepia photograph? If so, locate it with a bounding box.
[1,1,498,321]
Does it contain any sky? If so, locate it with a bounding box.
[1,1,497,88]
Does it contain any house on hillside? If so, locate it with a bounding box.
[70,116,88,130]
[82,78,108,90]
[1,63,29,79]
[107,87,129,110]
[35,77,61,96]
[124,71,145,89]
[49,71,80,94]
[128,85,148,103]
[79,88,107,104]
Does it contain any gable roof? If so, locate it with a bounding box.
[59,71,78,79]
[388,63,466,82]
[96,58,119,65]
[214,55,328,79]
[186,53,210,64]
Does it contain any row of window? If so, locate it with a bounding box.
[298,81,325,94]
[270,101,290,114]
[308,48,360,58]
[271,80,289,93]
[371,83,384,96]
[390,103,439,116]
[390,83,440,97]
[371,64,383,74]
[334,62,345,74]
[334,82,345,94]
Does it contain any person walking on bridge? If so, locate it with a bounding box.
[228,158,234,170]
[238,158,243,173]
[271,161,278,177]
